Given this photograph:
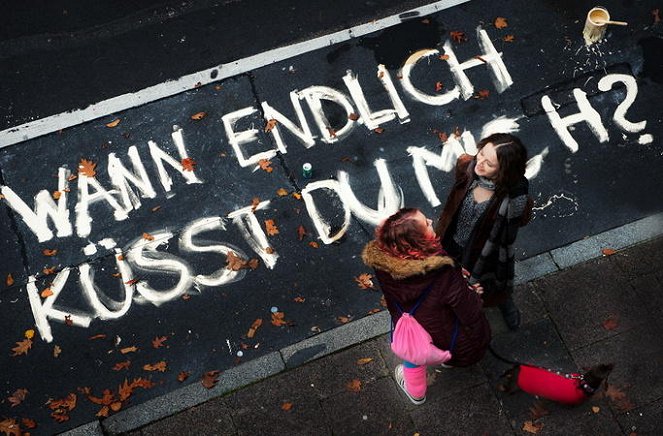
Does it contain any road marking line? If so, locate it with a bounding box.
[0,0,470,148]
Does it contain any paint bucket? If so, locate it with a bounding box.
[302,162,313,178]
[583,6,610,45]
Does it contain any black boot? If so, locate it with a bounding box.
[499,297,521,331]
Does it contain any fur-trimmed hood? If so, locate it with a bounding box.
[361,240,455,280]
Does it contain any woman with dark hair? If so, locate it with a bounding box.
[435,133,533,330]
[362,208,490,404]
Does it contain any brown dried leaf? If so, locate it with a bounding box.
[265,219,279,236]
[151,205,162,212]
[78,159,97,177]
[271,311,288,327]
[591,406,600,413]
[41,287,53,298]
[522,420,543,434]
[327,126,337,138]
[181,157,197,172]
[601,247,617,256]
[348,113,360,121]
[494,17,508,29]
[64,314,73,326]
[43,266,57,275]
[247,258,259,270]
[8,388,29,407]
[21,418,37,429]
[152,336,168,349]
[112,361,131,371]
[5,273,14,287]
[437,131,448,143]
[308,241,319,249]
[356,357,373,365]
[292,192,302,200]
[450,31,466,43]
[354,273,375,290]
[125,278,140,286]
[435,81,444,92]
[177,371,190,382]
[276,188,289,197]
[251,196,261,212]
[11,338,32,356]
[374,127,385,134]
[247,318,263,338]
[42,248,58,257]
[293,296,305,303]
[105,118,121,128]
[53,345,62,358]
[191,111,207,120]
[202,370,221,389]
[143,361,167,372]
[264,118,278,132]
[120,346,138,354]
[297,225,307,241]
[503,34,515,43]
[475,89,490,99]
[281,401,294,411]
[258,159,273,173]
[0,418,20,436]
[86,389,114,406]
[52,190,62,200]
[439,54,450,61]
[346,379,362,392]
[88,334,106,340]
[367,308,382,314]
[143,232,155,241]
[110,401,122,412]
[337,315,351,324]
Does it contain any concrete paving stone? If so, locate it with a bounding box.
[321,377,416,435]
[279,335,391,400]
[128,397,236,436]
[532,257,650,351]
[409,382,514,436]
[512,282,548,327]
[57,420,104,436]
[223,366,330,436]
[617,397,663,436]
[572,323,663,412]
[628,272,663,329]
[514,252,559,285]
[612,236,663,281]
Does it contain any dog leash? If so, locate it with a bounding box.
[488,343,586,381]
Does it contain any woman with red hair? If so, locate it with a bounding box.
[362,208,491,404]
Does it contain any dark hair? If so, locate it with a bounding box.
[376,208,442,259]
[476,133,528,192]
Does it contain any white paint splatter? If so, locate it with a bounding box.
[297,86,356,143]
[223,106,277,167]
[638,134,653,144]
[597,74,647,133]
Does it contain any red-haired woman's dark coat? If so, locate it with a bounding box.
[362,241,491,367]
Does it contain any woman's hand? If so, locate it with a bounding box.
[461,268,483,294]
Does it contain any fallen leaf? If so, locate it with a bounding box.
[346,379,362,392]
[503,34,515,42]
[264,118,278,132]
[64,314,73,326]
[435,81,444,92]
[494,17,508,29]
[281,401,293,411]
[450,30,466,43]
[292,192,302,200]
[601,247,617,256]
[78,159,97,177]
[105,118,121,128]
[271,311,288,327]
[264,246,274,254]
[297,225,307,241]
[151,205,162,212]
[120,346,138,354]
[258,159,273,173]
[522,420,543,434]
[0,418,20,436]
[591,406,600,413]
[112,361,131,371]
[202,370,221,389]
[21,418,37,429]
[67,173,78,181]
[125,278,140,286]
[110,401,122,412]
[374,127,385,134]
[143,361,167,372]
[437,131,448,142]
[337,315,351,324]
[348,113,360,121]
[226,251,259,271]
[367,308,382,314]
[8,388,29,407]
[117,254,125,261]
[152,336,168,349]
[293,296,306,303]
[88,334,107,340]
[354,273,375,290]
[439,54,450,61]
[11,338,32,356]
[327,126,337,138]
[276,188,289,196]
[265,219,279,236]
[85,389,114,406]
[53,345,62,357]
[43,266,57,275]
[247,318,263,338]
[191,111,207,120]
[24,329,34,339]
[177,371,190,382]
[42,249,58,257]
[247,258,259,270]
[142,232,155,241]
[52,190,62,200]
[475,89,490,99]
[601,315,619,331]
[356,357,373,365]
[48,393,77,422]
[41,287,53,298]
[181,157,197,172]
[308,241,319,249]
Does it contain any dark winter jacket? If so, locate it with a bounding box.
[362,241,491,367]
[435,154,532,306]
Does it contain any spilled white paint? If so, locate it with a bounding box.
[301,180,352,244]
[525,147,549,180]
[108,145,157,211]
[597,74,647,133]
[532,193,579,218]
[227,201,279,269]
[638,134,653,145]
[261,93,316,151]
[297,86,356,143]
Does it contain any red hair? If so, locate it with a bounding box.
[376,208,442,259]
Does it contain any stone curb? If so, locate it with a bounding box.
[60,212,663,435]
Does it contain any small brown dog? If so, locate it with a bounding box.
[500,363,614,405]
